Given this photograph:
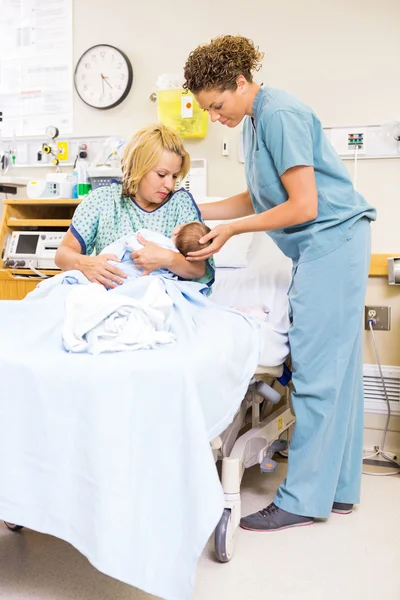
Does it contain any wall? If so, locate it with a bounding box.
[8,0,400,225]
[71,0,399,205]
[3,0,400,443]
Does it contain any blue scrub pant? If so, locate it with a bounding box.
[274,218,371,518]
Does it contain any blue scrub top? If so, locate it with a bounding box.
[243,87,376,263]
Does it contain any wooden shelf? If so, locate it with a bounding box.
[0,269,60,278]
[0,268,60,277]
[369,254,393,277]
[6,218,71,227]
[3,198,81,206]
[0,198,79,299]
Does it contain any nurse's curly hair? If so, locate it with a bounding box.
[183,35,264,93]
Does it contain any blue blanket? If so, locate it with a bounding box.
[0,274,262,600]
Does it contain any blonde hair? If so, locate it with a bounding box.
[175,221,211,257]
[122,123,190,198]
[183,35,264,93]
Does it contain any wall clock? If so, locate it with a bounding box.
[74,44,133,109]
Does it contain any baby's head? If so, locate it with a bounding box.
[173,221,211,257]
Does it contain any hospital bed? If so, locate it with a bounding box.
[1,229,294,599]
[209,230,295,562]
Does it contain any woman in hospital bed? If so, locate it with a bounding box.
[55,124,215,293]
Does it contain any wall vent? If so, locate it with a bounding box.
[363,364,400,415]
[175,158,207,201]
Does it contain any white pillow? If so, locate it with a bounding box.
[205,219,254,268]
[198,197,254,268]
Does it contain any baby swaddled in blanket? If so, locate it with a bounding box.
[102,221,212,281]
[61,222,211,354]
[102,222,270,323]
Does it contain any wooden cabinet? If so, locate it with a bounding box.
[0,198,80,300]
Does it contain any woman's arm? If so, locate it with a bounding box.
[187,166,318,261]
[166,250,206,278]
[198,190,255,221]
[55,230,127,288]
[132,235,206,278]
[231,166,318,232]
[55,230,87,271]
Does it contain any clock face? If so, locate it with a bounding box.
[74,44,133,109]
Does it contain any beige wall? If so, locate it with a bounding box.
[15,0,399,199]
[70,0,400,210]
[4,0,400,439]
[11,0,400,239]
[10,0,400,235]
[364,278,400,366]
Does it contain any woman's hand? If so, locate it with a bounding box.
[186,223,234,261]
[78,254,127,289]
[131,234,171,276]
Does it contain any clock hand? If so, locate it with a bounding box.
[100,73,104,96]
[101,74,113,89]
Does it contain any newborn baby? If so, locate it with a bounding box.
[101,221,211,281]
[173,221,211,257]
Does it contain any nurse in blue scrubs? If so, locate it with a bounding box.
[183,35,376,531]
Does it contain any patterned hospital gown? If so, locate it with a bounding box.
[70,183,214,290]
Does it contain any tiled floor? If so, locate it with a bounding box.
[1,462,399,600]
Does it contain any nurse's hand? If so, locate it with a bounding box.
[131,234,168,276]
[186,224,234,261]
[78,254,127,289]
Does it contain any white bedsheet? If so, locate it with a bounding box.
[0,276,262,600]
[212,232,293,367]
[63,279,175,353]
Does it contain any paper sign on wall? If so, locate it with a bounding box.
[0,0,73,137]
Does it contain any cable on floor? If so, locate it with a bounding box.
[363,320,400,477]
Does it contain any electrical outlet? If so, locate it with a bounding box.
[348,132,364,150]
[365,306,391,330]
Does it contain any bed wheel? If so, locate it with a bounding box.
[4,522,23,532]
[214,509,236,563]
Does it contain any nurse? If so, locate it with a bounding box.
[183,35,376,531]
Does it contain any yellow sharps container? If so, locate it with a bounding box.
[157,90,208,139]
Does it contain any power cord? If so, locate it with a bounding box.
[363,319,400,476]
[353,143,359,189]
[4,259,49,278]
[28,261,50,278]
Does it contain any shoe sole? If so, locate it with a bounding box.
[240,521,314,532]
[331,508,353,515]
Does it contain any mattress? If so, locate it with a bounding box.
[212,232,292,367]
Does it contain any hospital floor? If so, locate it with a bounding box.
[0,461,399,600]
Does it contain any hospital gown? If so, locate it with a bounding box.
[70,183,215,292]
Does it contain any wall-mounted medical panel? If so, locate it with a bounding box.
[1,135,114,168]
[237,123,400,165]
[324,124,400,160]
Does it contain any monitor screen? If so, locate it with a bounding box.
[15,234,39,255]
